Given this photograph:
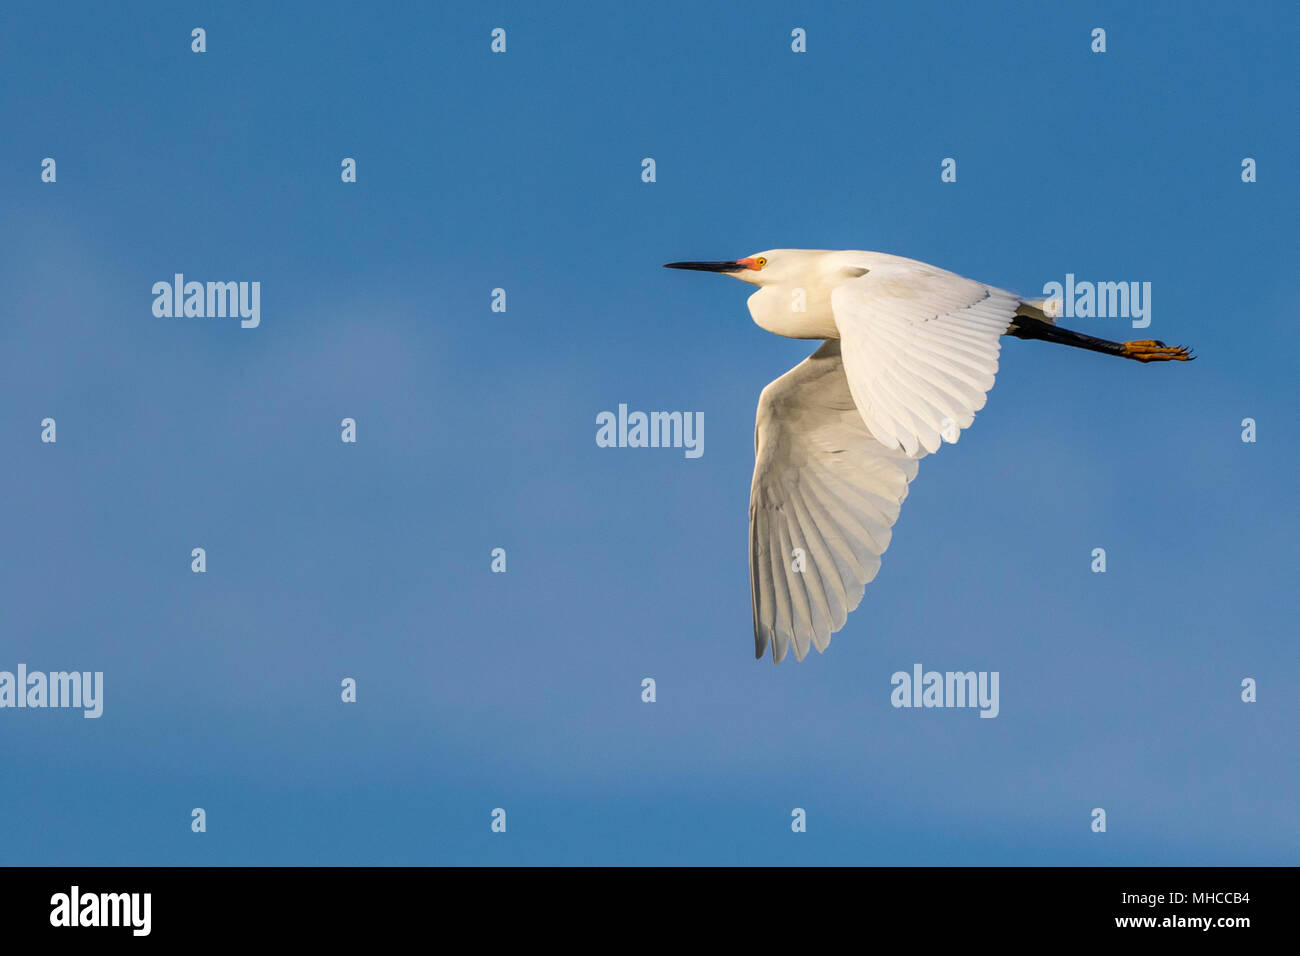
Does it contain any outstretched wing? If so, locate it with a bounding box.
[831,266,1021,457]
[750,340,920,663]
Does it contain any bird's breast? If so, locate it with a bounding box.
[747,285,839,340]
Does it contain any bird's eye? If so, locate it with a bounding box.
[756,257,767,268]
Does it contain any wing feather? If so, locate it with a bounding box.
[749,340,919,662]
[832,269,1020,456]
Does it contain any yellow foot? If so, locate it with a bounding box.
[1121,340,1195,362]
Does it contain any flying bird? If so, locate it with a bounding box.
[664,249,1193,663]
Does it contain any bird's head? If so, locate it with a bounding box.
[663,250,795,286]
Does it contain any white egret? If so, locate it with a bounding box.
[665,249,1193,663]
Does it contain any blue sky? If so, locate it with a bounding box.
[1,0,1296,865]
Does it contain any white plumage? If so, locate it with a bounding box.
[749,338,918,662]
[665,248,1192,662]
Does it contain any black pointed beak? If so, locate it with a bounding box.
[663,260,745,273]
